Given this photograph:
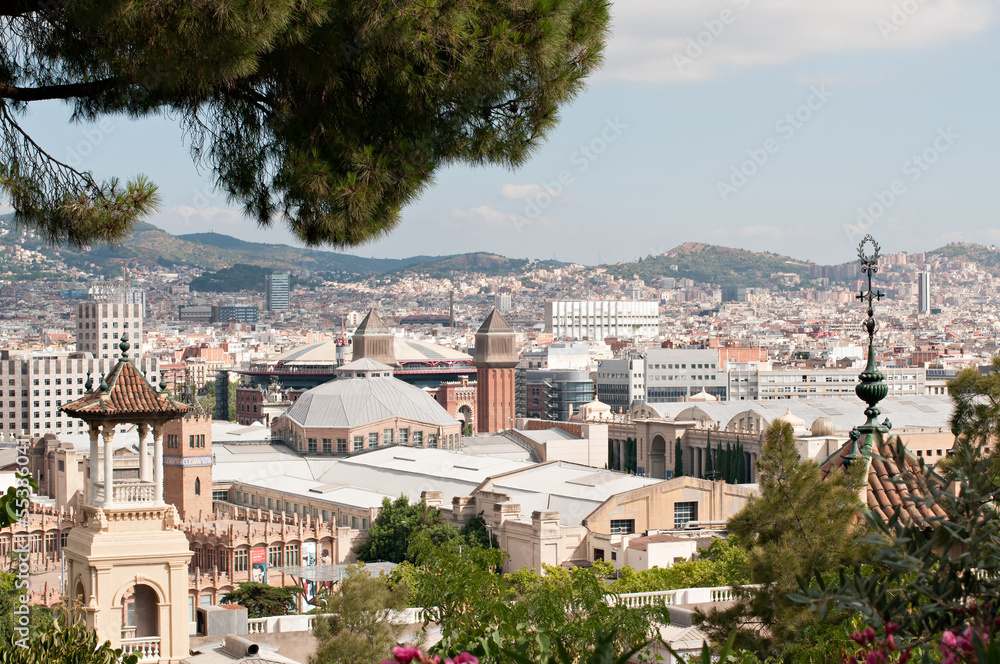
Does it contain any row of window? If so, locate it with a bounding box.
[0,532,69,556]
[230,491,370,530]
[293,428,459,454]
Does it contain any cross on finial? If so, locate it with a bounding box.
[857,234,882,344]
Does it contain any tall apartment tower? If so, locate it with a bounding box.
[351,309,397,367]
[76,283,145,360]
[265,272,290,312]
[162,413,214,521]
[474,309,518,433]
[917,272,931,315]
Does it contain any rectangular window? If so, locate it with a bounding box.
[674,502,698,529]
[398,428,409,445]
[268,545,282,567]
[610,519,635,535]
[322,510,330,522]
[427,434,438,449]
[369,432,378,448]
[337,438,347,454]
[322,438,332,453]
[353,436,363,452]
[352,516,359,529]
[307,438,317,452]
[384,429,393,445]
[234,549,249,572]
[412,431,423,447]
[285,544,299,566]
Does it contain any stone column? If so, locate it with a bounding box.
[101,424,114,507]
[152,423,164,505]
[88,424,100,504]
[137,423,150,483]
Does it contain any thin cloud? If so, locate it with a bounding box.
[599,0,994,84]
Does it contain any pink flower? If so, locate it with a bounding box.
[451,654,479,664]
[941,631,958,648]
[393,646,424,664]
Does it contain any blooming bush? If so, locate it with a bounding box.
[384,645,479,664]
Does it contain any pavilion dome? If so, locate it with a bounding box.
[282,362,459,430]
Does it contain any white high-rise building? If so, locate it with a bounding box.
[266,273,291,312]
[917,272,931,315]
[545,300,658,340]
[0,351,159,435]
[495,292,512,314]
[75,283,145,360]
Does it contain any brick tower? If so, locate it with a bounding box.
[163,413,213,521]
[474,309,518,433]
[352,309,397,367]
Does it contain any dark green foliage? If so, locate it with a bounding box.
[607,539,751,593]
[608,439,615,470]
[0,474,35,529]
[698,421,867,656]
[355,495,461,564]
[674,438,684,478]
[460,513,499,550]
[736,438,746,484]
[405,534,662,664]
[705,432,713,480]
[1,602,137,664]
[798,436,1000,646]
[221,581,303,618]
[310,565,406,664]
[948,357,1000,484]
[2,0,611,248]
[716,441,723,482]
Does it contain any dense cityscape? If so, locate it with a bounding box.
[3,2,1000,664]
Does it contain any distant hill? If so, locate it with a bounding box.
[386,252,567,279]
[0,216,445,276]
[928,242,1000,276]
[603,242,814,288]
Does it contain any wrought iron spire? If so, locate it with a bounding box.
[847,235,891,463]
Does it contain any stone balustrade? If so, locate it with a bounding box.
[120,636,160,660]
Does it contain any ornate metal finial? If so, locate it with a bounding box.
[159,375,167,393]
[851,235,889,460]
[84,372,93,393]
[98,373,108,393]
[856,234,883,345]
[118,332,130,359]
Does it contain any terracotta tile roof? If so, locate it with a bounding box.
[60,359,193,420]
[821,434,947,532]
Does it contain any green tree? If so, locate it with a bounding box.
[355,495,460,564]
[736,438,745,484]
[406,533,660,664]
[948,357,1000,484]
[311,565,407,664]
[1,0,610,248]
[1,602,137,664]
[221,581,303,618]
[460,513,499,549]
[674,438,684,478]
[698,421,867,657]
[715,441,723,482]
[704,432,713,480]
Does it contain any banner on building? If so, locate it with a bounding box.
[251,546,267,584]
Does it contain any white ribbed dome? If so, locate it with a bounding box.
[810,417,836,437]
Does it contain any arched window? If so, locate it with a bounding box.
[194,477,201,495]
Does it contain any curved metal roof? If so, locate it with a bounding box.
[282,373,460,429]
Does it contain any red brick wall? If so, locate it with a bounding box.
[163,414,214,521]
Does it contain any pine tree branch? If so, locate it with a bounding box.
[0,78,118,102]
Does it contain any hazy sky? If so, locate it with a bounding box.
[9,0,1000,265]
